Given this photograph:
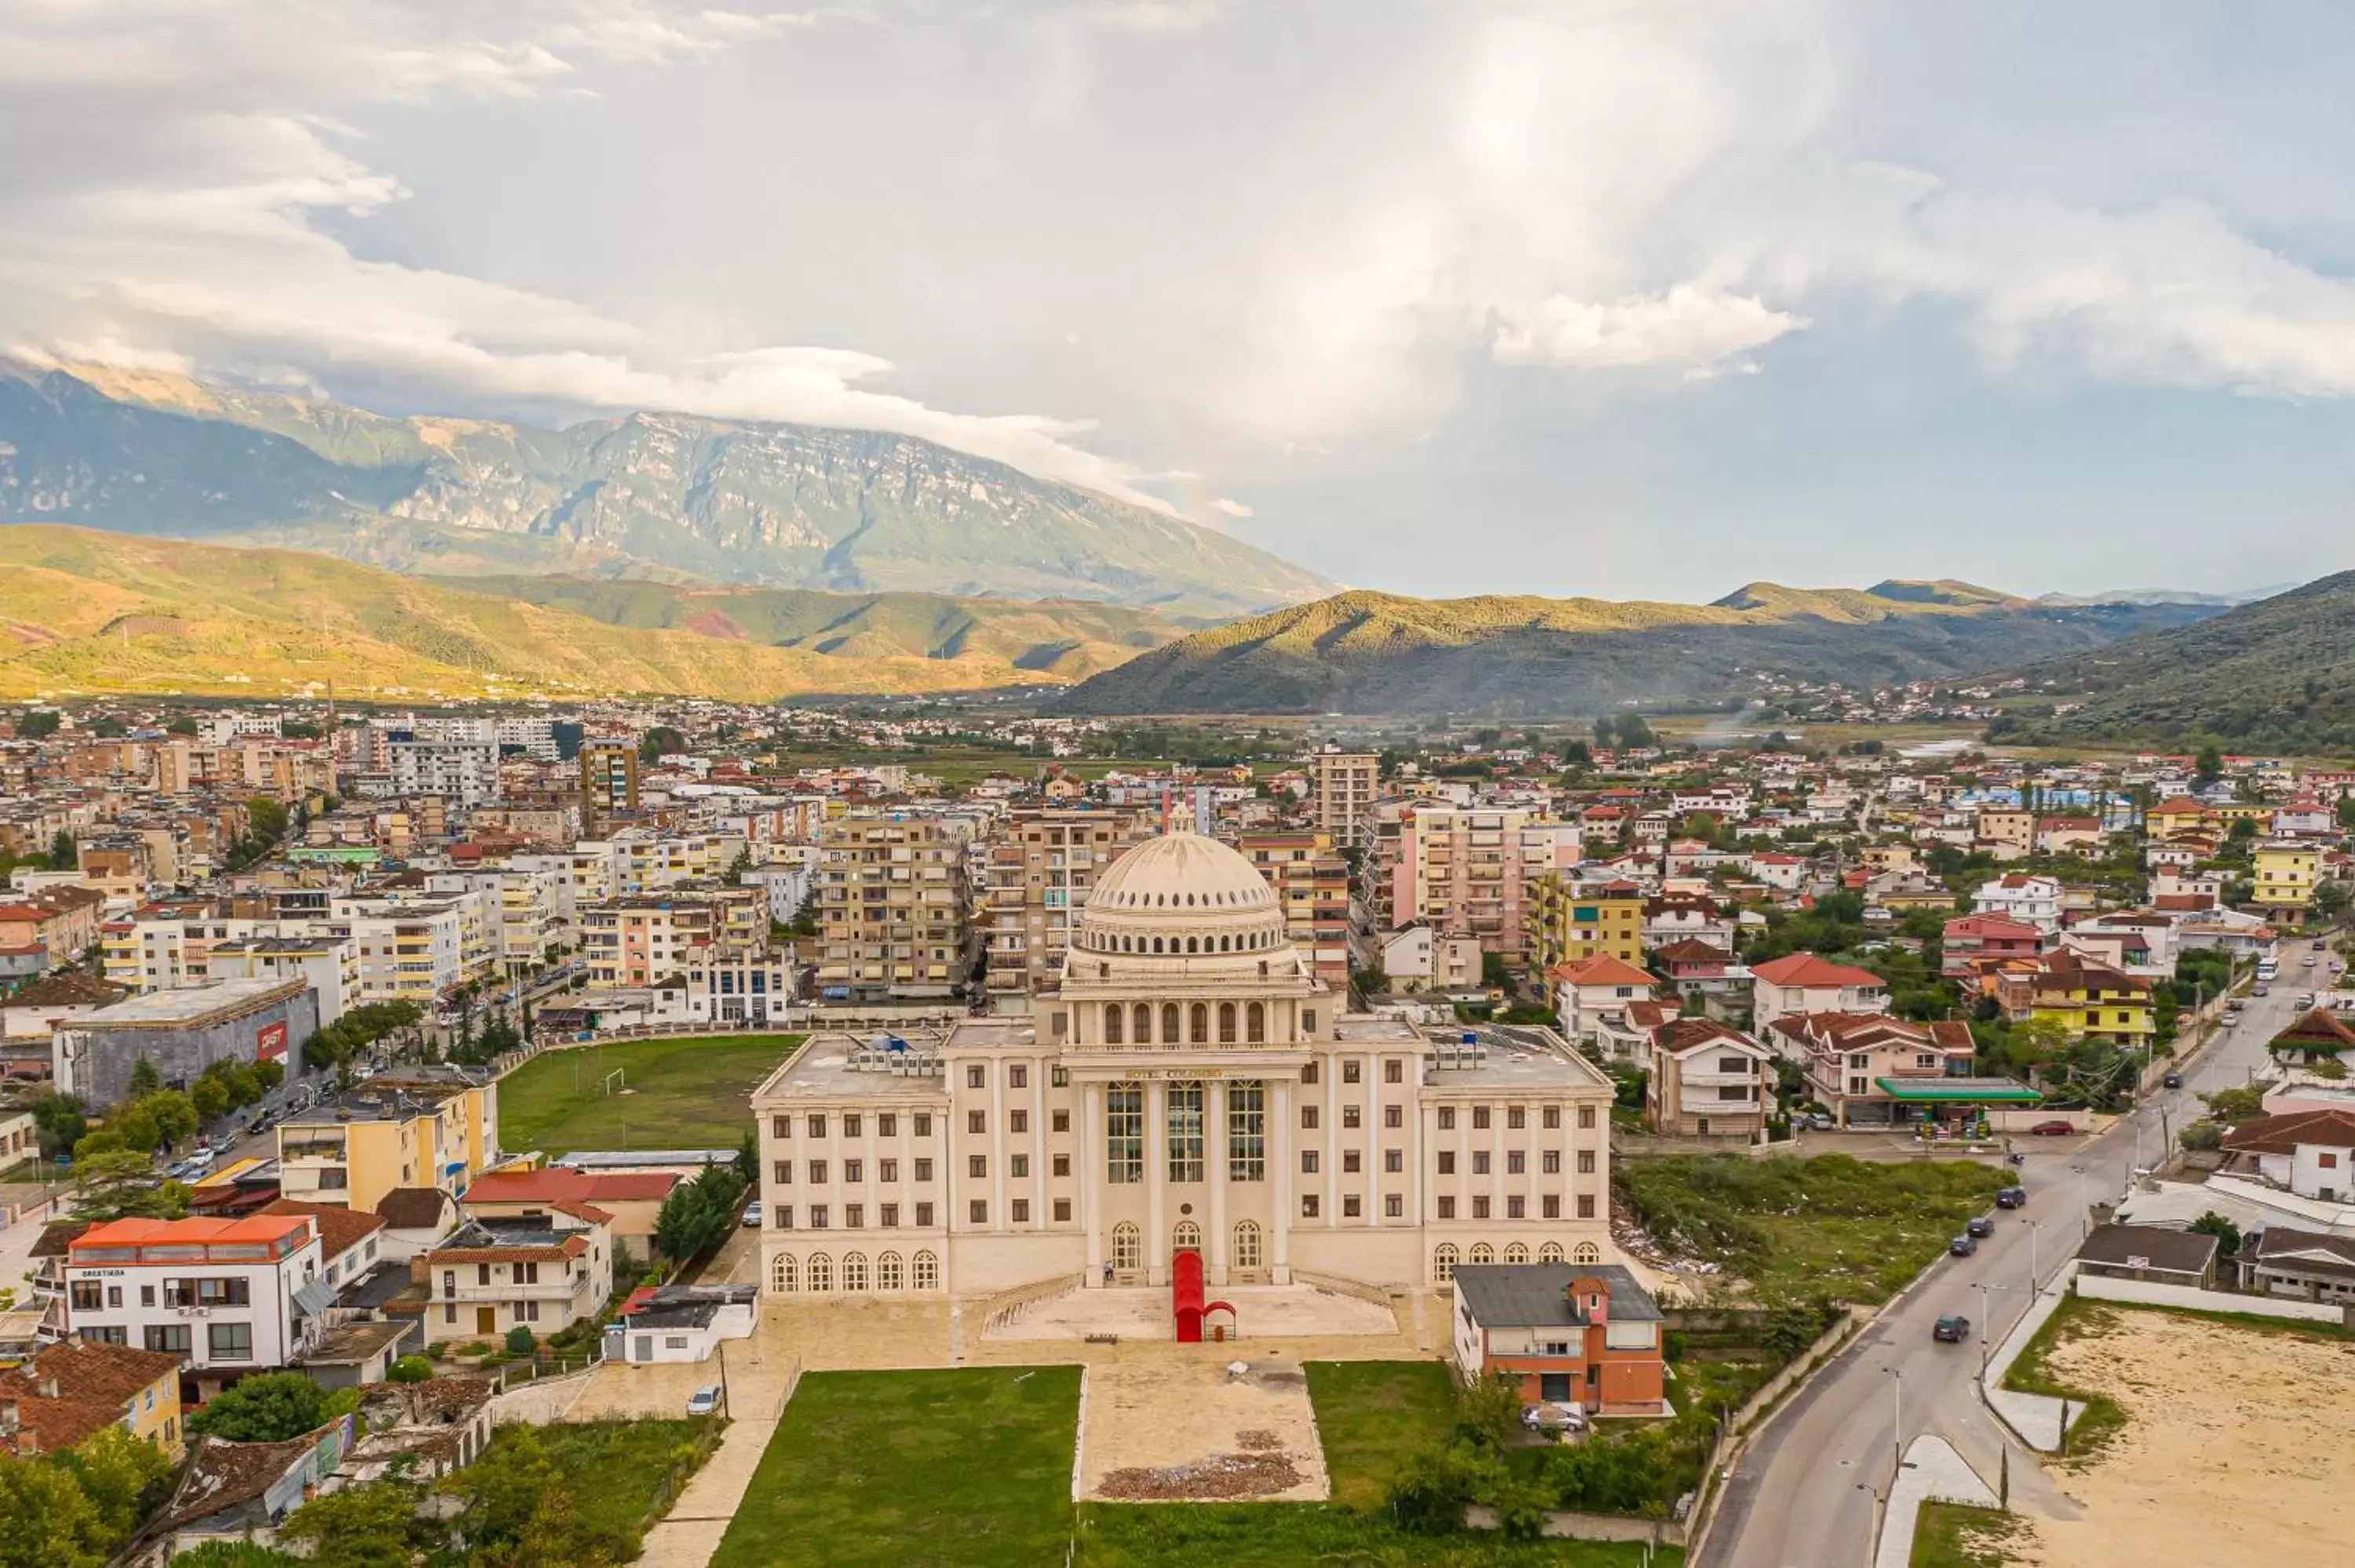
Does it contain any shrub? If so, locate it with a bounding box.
[505,1326,536,1357]
[387,1356,434,1384]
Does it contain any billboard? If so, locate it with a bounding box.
[257,1021,289,1061]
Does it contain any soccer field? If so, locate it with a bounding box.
[496,1034,803,1155]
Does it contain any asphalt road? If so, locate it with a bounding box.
[1700,944,2326,1568]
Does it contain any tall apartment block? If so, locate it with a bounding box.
[1311,752,1380,851]
[579,743,641,822]
[816,816,973,1002]
[980,808,1150,1010]
[1237,830,1355,988]
[1389,805,1550,968]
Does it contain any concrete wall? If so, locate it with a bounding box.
[2074,1271,2352,1324]
[62,990,319,1106]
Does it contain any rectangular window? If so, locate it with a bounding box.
[880,1158,898,1183]
[844,1159,864,1183]
[773,1161,793,1184]
[1576,1150,1595,1175]
[1011,1199,1031,1223]
[1576,1194,1596,1219]
[1472,1196,1491,1220]
[807,1114,827,1138]
[1167,1081,1205,1183]
[1507,1196,1526,1220]
[206,1322,254,1361]
[1052,1067,1071,1088]
[1543,1106,1561,1129]
[811,1206,829,1228]
[1303,1009,1317,1034]
[1438,1107,1456,1131]
[845,1203,864,1229]
[1543,1150,1561,1174]
[1384,1148,1404,1173]
[1384,1104,1403,1129]
[1053,1198,1072,1222]
[968,1110,987,1135]
[1506,1150,1525,1175]
[1010,1109,1028,1135]
[1342,1194,1362,1217]
[1343,1150,1362,1174]
[1386,1059,1403,1083]
[915,1202,935,1227]
[969,1155,988,1180]
[1437,1196,1457,1220]
[1343,1060,1362,1084]
[1576,1106,1595,1130]
[914,1114,932,1137]
[1302,1105,1320,1130]
[914,1158,933,1182]
[1473,1150,1492,1175]
[772,1115,791,1139]
[809,1160,829,1183]
[880,1204,899,1227]
[969,1200,988,1224]
[777,1205,794,1228]
[879,1113,896,1137]
[1543,1194,1561,1219]
[1011,1154,1029,1179]
[144,1323,192,1355]
[1342,1105,1362,1129]
[1302,1150,1319,1173]
[1473,1106,1492,1130]
[69,1280,103,1311]
[1386,1194,1404,1218]
[1507,1106,1526,1129]
[1228,1080,1266,1181]
[967,1065,985,1088]
[1107,1083,1145,1184]
[1009,1063,1028,1089]
[1438,1150,1456,1174]
[1302,1194,1320,1218]
[1053,1110,1071,1133]
[1302,1062,1319,1084]
[843,1113,863,1138]
[1053,1153,1072,1177]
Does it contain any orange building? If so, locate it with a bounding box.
[1449,1262,1668,1415]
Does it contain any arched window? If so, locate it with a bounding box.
[1218,1003,1236,1045]
[1190,1003,1209,1044]
[842,1253,868,1293]
[1134,1003,1152,1043]
[1539,1242,1565,1264]
[1152,936,1164,954]
[1573,1242,1600,1264]
[1433,1243,1459,1284]
[1161,1003,1181,1045]
[1232,1220,1261,1268]
[1112,1222,1141,1271]
[912,1250,939,1290]
[878,1251,904,1291]
[1246,1002,1265,1044]
[1470,1242,1495,1265]
[807,1253,833,1293]
[770,1253,797,1293]
[1104,1004,1123,1045]
[1186,936,1198,954]
[1504,1242,1529,1264]
[1218,935,1230,952]
[1173,1220,1202,1253]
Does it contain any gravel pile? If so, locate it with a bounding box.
[1096,1448,1305,1500]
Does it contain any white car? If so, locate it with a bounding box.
[687,1385,722,1417]
[741,1201,763,1228]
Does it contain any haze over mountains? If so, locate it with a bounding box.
[0,362,1331,619]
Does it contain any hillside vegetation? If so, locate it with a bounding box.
[0,360,1334,618]
[2017,571,2355,751]
[0,527,1174,701]
[1057,583,2218,717]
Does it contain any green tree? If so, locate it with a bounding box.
[15,709,62,739]
[162,716,199,736]
[638,726,687,762]
[190,1075,230,1121]
[246,796,291,843]
[52,1428,171,1542]
[28,1093,86,1158]
[127,1058,162,1097]
[278,1481,436,1568]
[184,1372,339,1443]
[68,1150,188,1221]
[386,1355,434,1384]
[47,831,75,871]
[0,1452,105,1568]
[2189,1211,2242,1256]
[2195,742,2223,786]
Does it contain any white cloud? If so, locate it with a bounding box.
[1491,286,1806,373]
[1208,497,1254,517]
[0,0,1178,513]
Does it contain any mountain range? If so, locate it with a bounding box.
[0,527,1183,702]
[1057,582,2224,717]
[0,361,1332,618]
[2015,572,2355,753]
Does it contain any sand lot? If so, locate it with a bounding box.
[2017,1307,2355,1568]
[1078,1353,1330,1503]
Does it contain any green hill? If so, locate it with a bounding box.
[0,361,1335,618]
[2017,571,2355,751]
[1057,583,2219,717]
[0,527,1181,702]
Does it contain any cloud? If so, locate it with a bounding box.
[1490,286,1806,373]
[1207,497,1254,517]
[0,0,1178,513]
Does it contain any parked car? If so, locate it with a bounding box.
[1995,1185,2028,1209]
[2255,985,2271,997]
[741,1201,763,1228]
[179,1150,214,1179]
[1948,1234,1978,1257]
[1966,1215,1995,1238]
[2163,1071,2184,1089]
[2028,1120,2077,1136]
[1933,1315,1972,1344]
[686,1386,721,1417]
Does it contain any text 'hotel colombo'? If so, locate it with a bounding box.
[753,833,1616,1300]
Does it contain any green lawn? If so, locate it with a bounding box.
[711,1366,1082,1568]
[520,1419,721,1557]
[1909,1501,2023,1567]
[1076,1507,1678,1566]
[1307,1361,1460,1511]
[498,1034,802,1154]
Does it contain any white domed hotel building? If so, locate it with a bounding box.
[751,832,1618,1303]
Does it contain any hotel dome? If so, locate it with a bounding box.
[1069,832,1291,960]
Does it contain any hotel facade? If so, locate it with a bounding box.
[753,833,1617,1301]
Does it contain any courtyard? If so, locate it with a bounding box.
[496,1034,803,1154]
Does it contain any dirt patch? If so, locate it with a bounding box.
[2014,1307,2355,1567]
[1077,1353,1330,1504]
[1097,1449,1307,1501]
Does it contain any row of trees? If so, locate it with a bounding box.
[653,1140,755,1262]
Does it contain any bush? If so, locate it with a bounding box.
[505,1326,536,1357]
[387,1356,434,1384]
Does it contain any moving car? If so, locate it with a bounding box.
[1995,1185,2028,1209]
[1965,1215,1995,1238]
[1948,1234,1978,1257]
[687,1386,721,1417]
[2163,1072,2184,1089]
[1933,1315,1972,1344]
[2028,1120,2077,1136]
[741,1201,763,1228]
[2254,985,2271,997]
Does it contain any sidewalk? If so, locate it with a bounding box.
[1874,1435,1999,1568]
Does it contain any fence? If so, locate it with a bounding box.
[2074,1271,2355,1325]
[982,1272,1082,1333]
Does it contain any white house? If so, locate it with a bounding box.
[1747,953,1888,1034]
[604,1285,758,1365]
[1743,854,1809,893]
[63,1212,327,1399]
[1378,925,1484,994]
[1971,873,2064,935]
[2222,1110,2355,1202]
[1548,954,1659,1045]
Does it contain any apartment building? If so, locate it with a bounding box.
[1389,806,1547,968]
[1642,1019,1774,1140]
[276,1073,498,1212]
[815,816,974,1002]
[206,934,357,1027]
[579,744,641,821]
[2254,840,2320,917]
[1238,830,1354,989]
[1528,878,1646,968]
[1310,752,1380,851]
[1749,953,1889,1034]
[756,832,1616,1303]
[980,809,1149,1009]
[0,884,104,973]
[420,1206,613,1346]
[427,865,574,972]
[387,738,502,810]
[581,887,765,988]
[325,897,469,1005]
[63,1213,327,1402]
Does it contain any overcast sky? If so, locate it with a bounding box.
[7,0,2355,601]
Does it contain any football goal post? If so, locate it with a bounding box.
[604,1068,626,1096]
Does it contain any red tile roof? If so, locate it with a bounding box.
[461,1169,677,1206]
[259,1199,386,1262]
[1751,954,1884,990]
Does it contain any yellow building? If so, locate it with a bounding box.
[2028,952,2155,1048]
[1529,877,1646,967]
[2253,841,2319,916]
[277,1074,498,1212]
[0,1338,185,1457]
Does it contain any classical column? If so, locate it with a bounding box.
[1207,1079,1229,1285]
[1081,1081,1102,1286]
[1146,1079,1167,1286]
[1272,1076,1293,1284]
